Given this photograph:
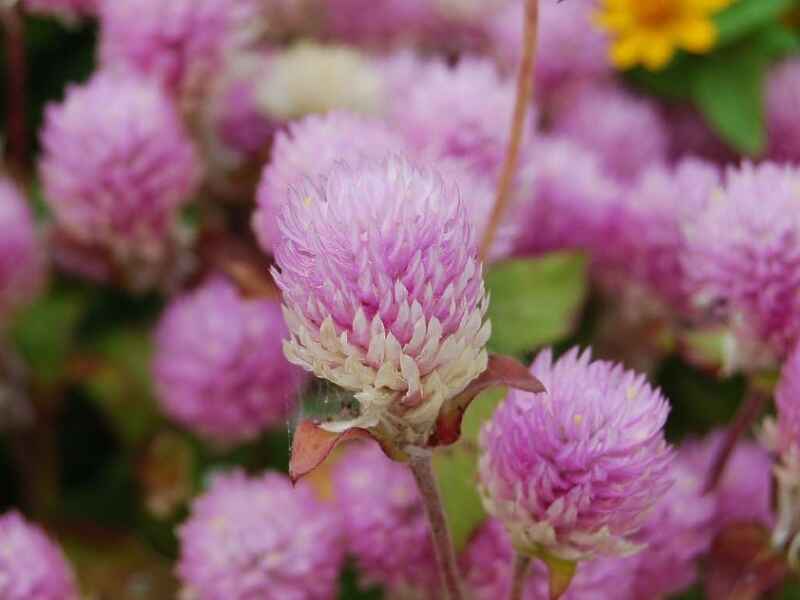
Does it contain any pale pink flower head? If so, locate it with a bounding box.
[0,178,45,321]
[153,276,306,444]
[99,0,239,94]
[552,82,669,181]
[390,56,529,176]
[178,470,343,600]
[0,511,79,600]
[273,156,490,445]
[776,344,800,458]
[487,0,610,99]
[478,347,673,561]
[333,441,439,597]
[254,111,408,255]
[460,519,638,600]
[40,71,201,262]
[684,162,800,361]
[767,58,800,162]
[23,0,96,22]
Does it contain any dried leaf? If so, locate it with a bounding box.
[289,421,375,482]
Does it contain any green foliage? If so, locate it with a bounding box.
[714,0,799,47]
[486,253,588,357]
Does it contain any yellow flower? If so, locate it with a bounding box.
[596,0,733,71]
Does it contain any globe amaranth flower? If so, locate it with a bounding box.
[684,162,800,362]
[389,56,528,177]
[510,135,623,260]
[767,59,800,162]
[595,0,732,70]
[0,178,45,321]
[99,0,240,94]
[177,470,343,600]
[478,347,673,561]
[323,0,434,46]
[153,276,306,444]
[273,156,490,446]
[0,511,79,600]
[253,111,409,255]
[460,519,638,600]
[39,71,201,265]
[23,0,97,22]
[551,82,668,181]
[333,441,439,598]
[487,0,610,99]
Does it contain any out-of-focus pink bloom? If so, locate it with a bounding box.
[767,59,800,162]
[478,347,673,561]
[323,0,434,45]
[153,277,306,443]
[775,344,800,457]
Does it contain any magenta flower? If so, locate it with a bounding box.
[273,156,490,446]
[153,276,306,443]
[99,0,238,94]
[177,470,343,600]
[23,0,96,22]
[767,59,800,162]
[775,344,800,457]
[460,519,638,600]
[478,347,673,561]
[684,162,800,362]
[39,71,201,264]
[254,112,408,255]
[0,511,79,600]
[333,441,439,597]
[552,82,668,181]
[0,178,45,321]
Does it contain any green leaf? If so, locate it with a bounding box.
[433,388,505,550]
[715,0,799,47]
[11,289,86,386]
[691,45,768,156]
[486,253,588,357]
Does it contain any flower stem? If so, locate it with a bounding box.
[479,0,539,261]
[407,450,464,600]
[510,553,532,600]
[1,2,28,179]
[704,389,770,493]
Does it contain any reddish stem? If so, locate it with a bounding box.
[479,0,539,261]
[2,3,28,178]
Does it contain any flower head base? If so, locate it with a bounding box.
[177,470,343,600]
[478,347,673,561]
[153,277,306,443]
[596,0,732,70]
[273,156,490,447]
[0,511,79,600]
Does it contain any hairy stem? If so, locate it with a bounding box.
[407,450,464,600]
[2,2,28,178]
[704,389,770,493]
[510,553,532,600]
[479,0,539,261]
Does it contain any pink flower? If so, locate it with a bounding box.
[177,470,343,600]
[323,0,434,46]
[273,156,490,445]
[153,277,306,443]
[0,511,79,600]
[478,347,673,560]
[767,59,800,162]
[776,344,800,457]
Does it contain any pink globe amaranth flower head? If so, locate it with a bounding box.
[23,0,96,22]
[0,511,79,600]
[618,158,722,313]
[684,162,800,362]
[323,0,435,46]
[629,452,716,598]
[509,135,623,259]
[333,441,439,597]
[0,178,45,321]
[682,429,775,531]
[775,343,800,457]
[487,0,610,100]
[478,347,673,561]
[99,0,241,94]
[389,56,531,177]
[177,470,343,600]
[273,156,490,446]
[767,58,800,162]
[154,276,306,443]
[460,519,638,600]
[254,111,409,255]
[40,71,202,263]
[551,82,669,181]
